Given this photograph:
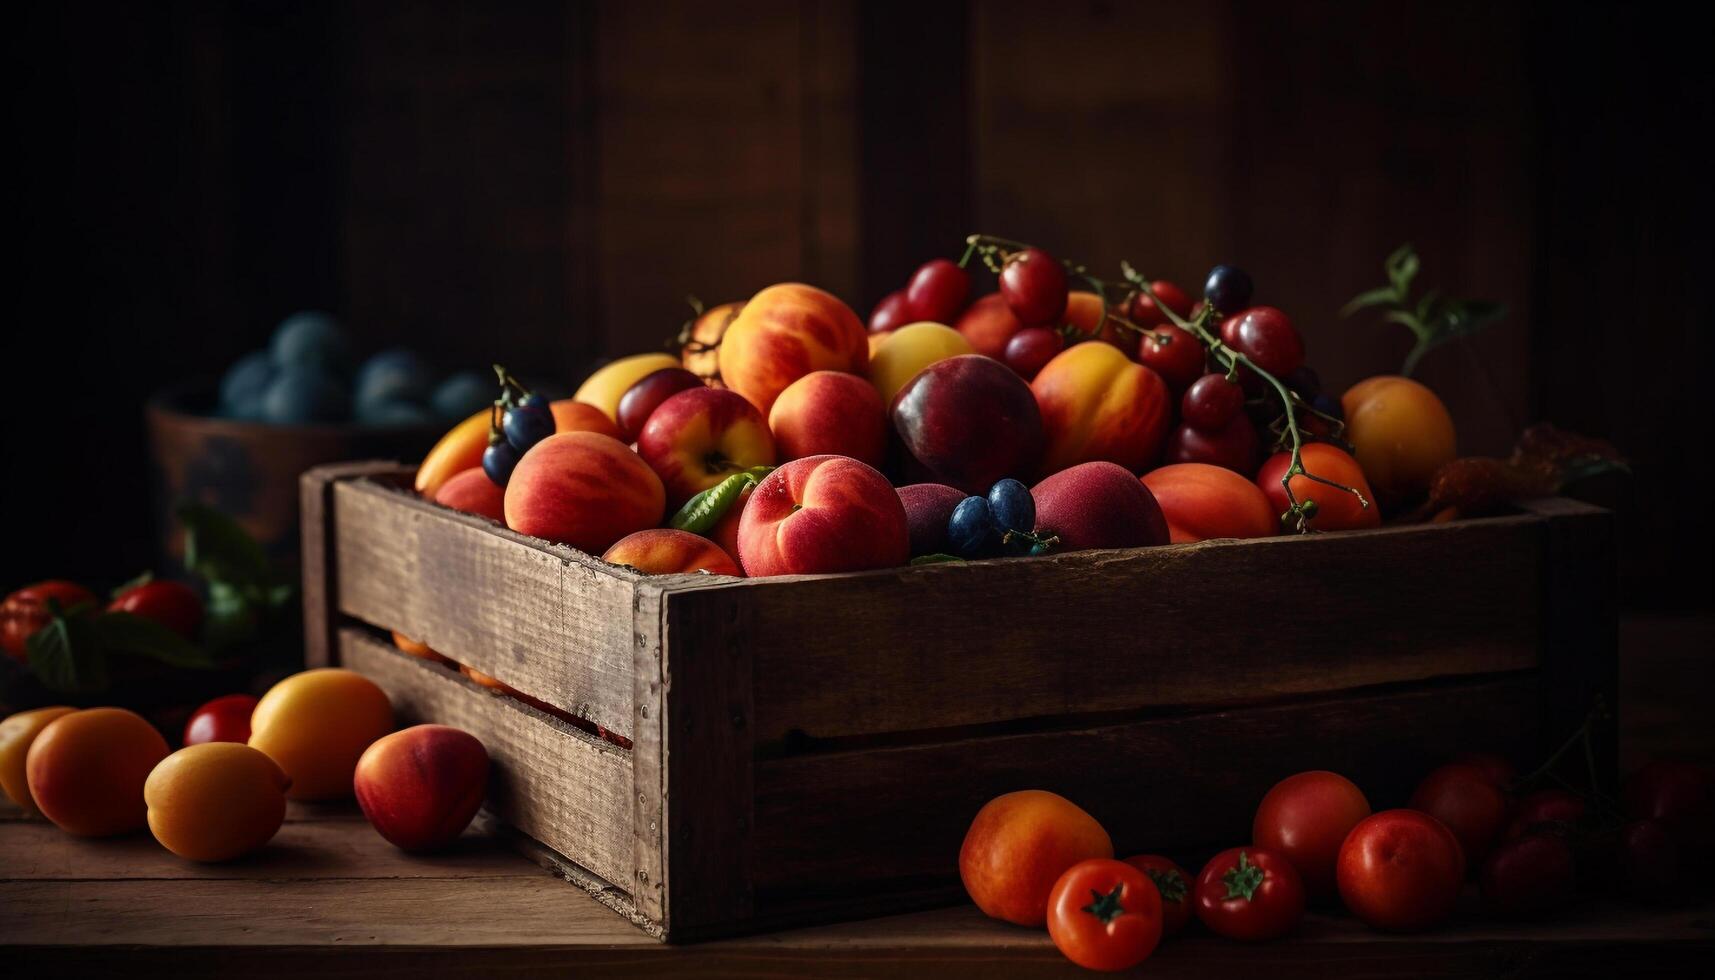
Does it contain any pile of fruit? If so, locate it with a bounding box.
[409,234,1604,581]
[959,743,1714,971]
[0,669,491,860]
[213,310,493,426]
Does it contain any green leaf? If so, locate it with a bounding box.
[202,580,261,652]
[909,553,965,565]
[1382,309,1431,340]
[26,613,108,694]
[178,502,271,588]
[1386,244,1420,294]
[1339,285,1403,318]
[88,611,217,668]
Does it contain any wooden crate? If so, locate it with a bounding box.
[301,462,1616,942]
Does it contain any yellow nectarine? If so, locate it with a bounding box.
[249,668,393,801]
[145,742,290,862]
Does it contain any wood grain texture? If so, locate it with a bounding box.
[301,462,406,669]
[331,477,640,733]
[338,631,636,895]
[750,675,1543,899]
[731,514,1546,743]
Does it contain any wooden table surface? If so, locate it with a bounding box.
[5,614,1714,977]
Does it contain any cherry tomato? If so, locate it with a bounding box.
[1137,325,1205,393]
[1123,854,1192,937]
[1127,280,1192,328]
[905,259,971,324]
[1256,443,1380,532]
[868,289,913,333]
[1409,763,1509,868]
[1481,833,1576,917]
[183,693,259,746]
[1252,770,1372,902]
[999,248,1069,326]
[1047,858,1163,971]
[1337,809,1465,931]
[1166,415,1259,475]
[1,580,97,662]
[1193,847,1305,941]
[1504,788,1586,842]
[108,579,204,639]
[1181,374,1245,433]
[1220,306,1305,379]
[1452,752,1517,791]
[1003,327,1065,381]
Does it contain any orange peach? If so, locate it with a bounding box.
[1141,463,1277,542]
[954,292,1023,359]
[572,352,682,423]
[637,387,775,508]
[248,668,393,801]
[433,467,505,522]
[1340,375,1457,508]
[868,322,974,404]
[603,529,741,576]
[25,707,169,836]
[354,724,489,852]
[415,409,491,497]
[768,370,888,467]
[504,431,666,553]
[550,398,625,440]
[736,455,908,576]
[960,790,1114,927]
[1031,341,1172,474]
[0,706,76,815]
[718,283,868,416]
[145,742,290,862]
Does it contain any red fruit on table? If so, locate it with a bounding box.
[1409,762,1510,868]
[1165,414,1260,475]
[1338,809,1466,931]
[1504,788,1587,842]
[183,694,260,746]
[891,354,1044,495]
[999,248,1069,325]
[1181,373,1245,433]
[1123,854,1193,937]
[868,289,914,334]
[1002,327,1064,381]
[1127,280,1193,328]
[1481,833,1577,917]
[354,724,490,852]
[2,580,98,662]
[1193,847,1305,941]
[615,367,704,443]
[108,580,204,639]
[1220,306,1305,378]
[1136,325,1205,394]
[1047,858,1163,971]
[904,258,970,324]
[1252,770,1372,902]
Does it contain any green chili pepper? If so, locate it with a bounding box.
[668,466,774,533]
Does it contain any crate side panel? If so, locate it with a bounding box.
[741,515,1546,742]
[332,479,635,733]
[340,630,636,891]
[750,674,1541,898]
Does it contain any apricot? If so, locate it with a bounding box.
[867,322,973,404]
[960,790,1114,927]
[1341,375,1457,508]
[248,668,393,800]
[0,706,76,814]
[145,742,290,862]
[433,467,505,522]
[603,529,740,576]
[25,708,169,836]
[354,725,490,851]
[719,283,868,416]
[573,352,682,423]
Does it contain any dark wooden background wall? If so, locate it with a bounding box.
[5,0,1710,610]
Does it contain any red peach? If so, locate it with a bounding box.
[354,724,490,851]
[718,283,869,416]
[433,467,505,522]
[736,455,909,576]
[897,483,965,556]
[768,370,888,467]
[602,528,741,576]
[504,431,666,554]
[953,292,1023,359]
[1033,461,1169,552]
[637,387,776,508]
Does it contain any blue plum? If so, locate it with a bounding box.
[270,311,353,375]
[355,348,436,420]
[219,350,276,419]
[432,370,494,420]
[260,367,351,424]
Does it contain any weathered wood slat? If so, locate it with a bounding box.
[750,675,1543,899]
[726,514,1545,743]
[332,478,638,734]
[338,631,636,894]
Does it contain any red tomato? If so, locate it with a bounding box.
[1122,854,1193,937]
[1252,770,1372,902]
[1480,833,1576,917]
[1504,788,1586,842]
[1256,443,1380,532]
[183,693,259,746]
[1193,847,1305,941]
[1337,810,1465,931]
[1136,325,1205,393]
[1,580,97,662]
[108,580,204,639]
[1047,858,1163,971]
[1409,763,1509,867]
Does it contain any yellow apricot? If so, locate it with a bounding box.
[146,742,290,862]
[0,706,76,814]
[249,668,393,800]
